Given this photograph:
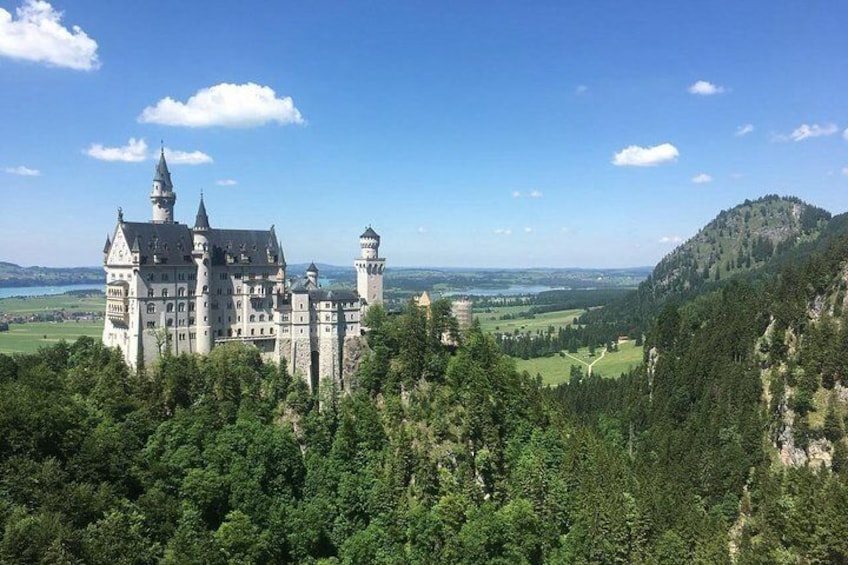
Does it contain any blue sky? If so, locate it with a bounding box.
[1,1,846,268]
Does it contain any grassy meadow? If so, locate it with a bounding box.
[476,305,584,334]
[0,292,104,354]
[514,340,644,386]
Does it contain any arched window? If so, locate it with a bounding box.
[178,303,185,312]
[178,287,185,297]
[250,314,256,322]
[166,318,173,327]
[146,303,155,314]
[161,289,169,297]
[166,303,174,313]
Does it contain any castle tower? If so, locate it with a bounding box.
[306,262,319,287]
[150,148,176,224]
[192,195,213,354]
[354,226,385,307]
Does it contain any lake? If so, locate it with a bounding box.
[0,283,103,299]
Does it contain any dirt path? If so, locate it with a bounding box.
[563,348,606,376]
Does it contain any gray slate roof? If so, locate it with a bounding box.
[361,226,379,239]
[114,222,282,267]
[153,150,173,188]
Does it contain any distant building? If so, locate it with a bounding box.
[102,150,385,391]
[451,297,473,330]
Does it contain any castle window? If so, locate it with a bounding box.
[189,302,195,312]
[179,333,185,340]
[178,273,185,281]
[188,273,196,281]
[251,328,255,336]
[147,321,155,329]
[146,303,155,314]
[161,289,169,297]
[178,287,185,297]
[217,288,222,295]
[189,317,195,325]
[166,318,173,327]
[166,303,174,313]
[325,327,330,332]
[260,328,264,335]
[148,289,154,298]
[259,314,265,322]
[237,287,241,294]
[178,303,185,312]
[234,273,242,279]
[250,315,256,322]
[270,327,274,334]
[236,301,241,308]
[190,332,196,339]
[217,330,223,337]
[237,329,242,336]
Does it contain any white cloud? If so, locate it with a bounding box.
[524,227,533,233]
[612,143,679,167]
[575,84,588,95]
[688,80,725,95]
[735,124,754,137]
[85,138,212,165]
[216,179,237,186]
[85,137,148,162]
[138,82,304,128]
[4,165,41,176]
[512,190,543,198]
[784,123,838,142]
[0,0,99,70]
[692,173,712,184]
[163,148,213,165]
[659,235,683,244]
[417,226,427,234]
[494,228,512,236]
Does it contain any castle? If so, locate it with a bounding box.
[102,150,385,391]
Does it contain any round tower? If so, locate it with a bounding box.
[150,148,176,224]
[192,195,213,354]
[354,226,385,307]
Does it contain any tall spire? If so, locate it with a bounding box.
[194,192,210,230]
[153,145,173,189]
[150,143,176,223]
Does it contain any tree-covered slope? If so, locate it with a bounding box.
[583,195,831,336]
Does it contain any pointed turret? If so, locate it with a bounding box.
[103,235,112,254]
[194,194,210,231]
[153,147,173,189]
[150,146,176,224]
[306,262,319,287]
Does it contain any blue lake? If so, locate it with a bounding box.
[0,283,103,299]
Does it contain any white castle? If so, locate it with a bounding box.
[102,150,385,391]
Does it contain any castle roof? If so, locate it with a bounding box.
[153,149,173,189]
[210,229,281,267]
[103,235,111,254]
[361,226,379,239]
[194,196,210,230]
[306,262,318,273]
[119,222,194,265]
[309,288,359,302]
[109,221,283,268]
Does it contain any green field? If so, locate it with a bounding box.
[476,305,584,334]
[0,293,104,315]
[513,340,644,386]
[0,292,104,354]
[0,321,104,354]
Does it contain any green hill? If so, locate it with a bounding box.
[0,261,102,287]
[583,195,831,335]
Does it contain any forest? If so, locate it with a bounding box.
[2,203,848,563]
